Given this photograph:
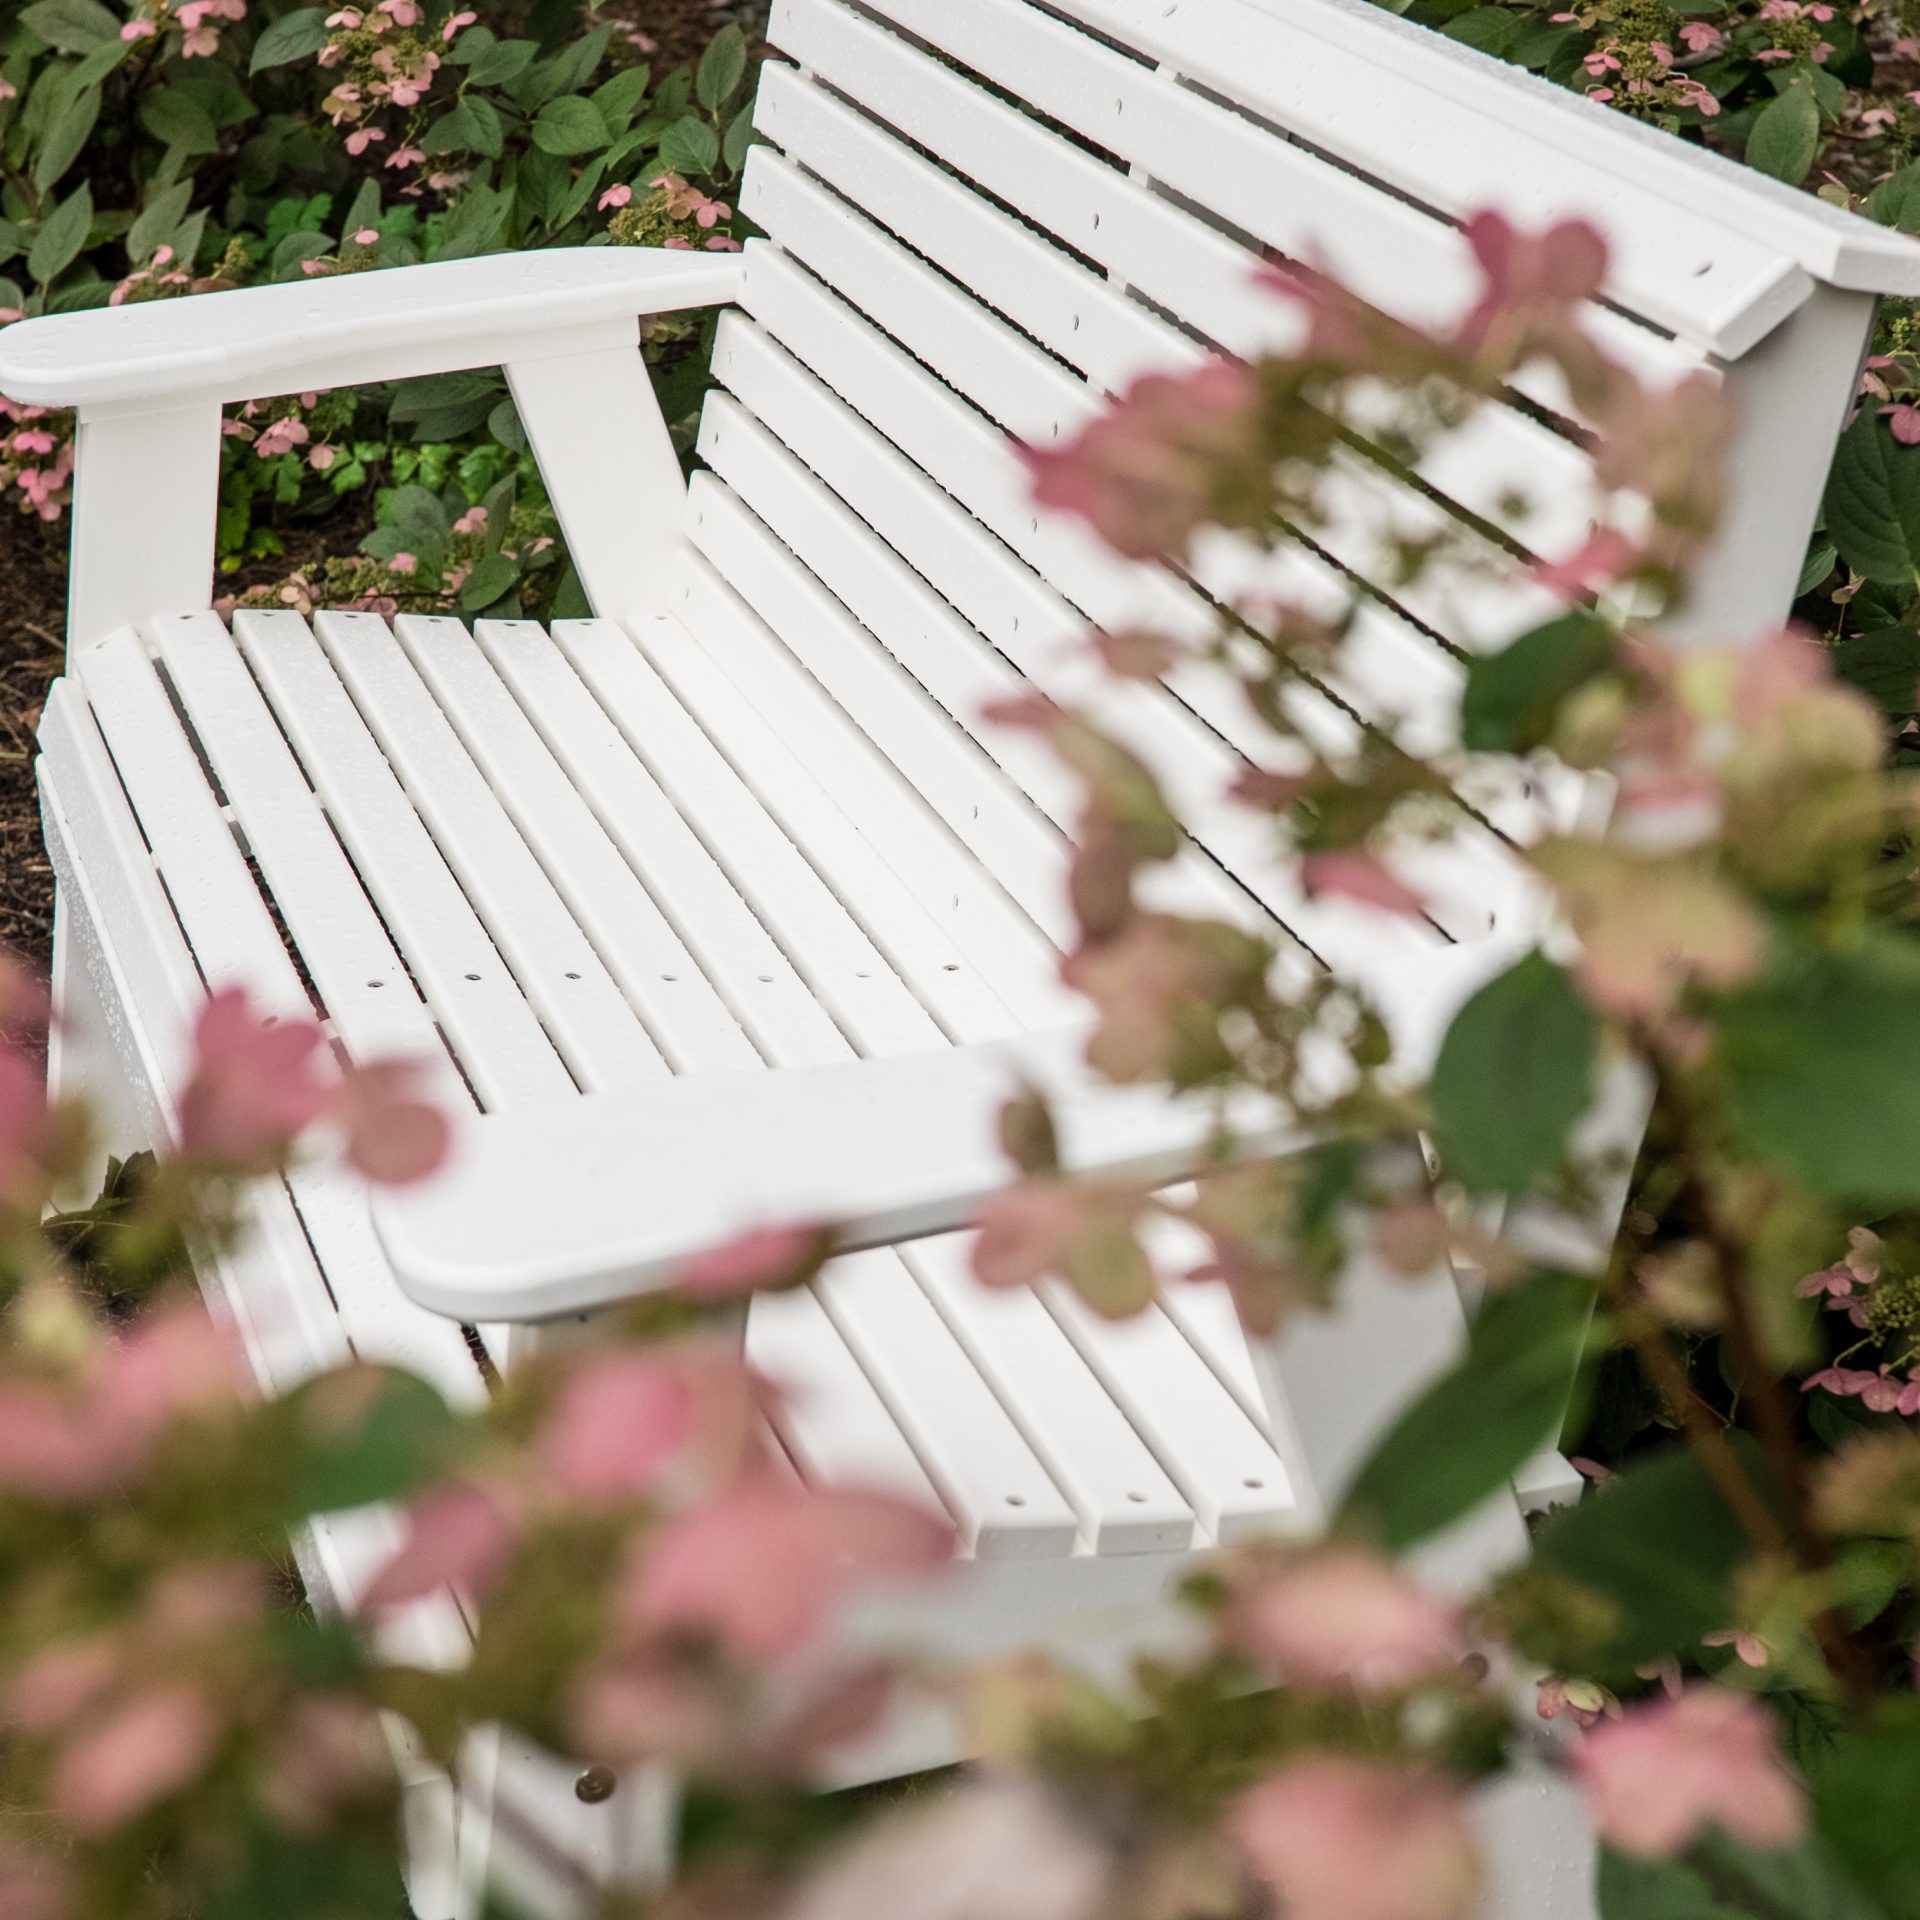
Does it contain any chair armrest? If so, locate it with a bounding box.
[371,1026,1299,1324]
[0,247,744,410]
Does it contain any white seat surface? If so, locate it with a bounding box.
[65,598,1305,1561]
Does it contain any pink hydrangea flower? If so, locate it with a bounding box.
[389,551,418,575]
[1024,360,1262,560]
[1233,1759,1481,1920]
[600,184,634,211]
[254,417,311,459]
[345,127,387,156]
[51,1684,221,1835]
[1227,1546,1466,1694]
[624,1478,952,1659]
[385,144,425,169]
[1300,849,1430,921]
[677,1220,833,1296]
[351,227,380,246]
[362,1477,517,1610]
[1884,403,1920,445]
[442,9,478,39]
[451,505,488,535]
[1573,1686,1806,1858]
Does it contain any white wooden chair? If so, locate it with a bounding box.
[10,0,1919,1912]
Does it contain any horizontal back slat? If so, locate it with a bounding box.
[808,0,1807,356]
[768,0,1697,417]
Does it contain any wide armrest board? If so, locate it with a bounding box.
[372,1026,1298,1322]
[0,248,745,409]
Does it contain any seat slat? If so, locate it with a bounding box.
[905,1233,1197,1553]
[451,617,952,1060]
[310,610,667,1093]
[150,612,463,1092]
[625,612,1076,1035]
[69,630,486,1409]
[816,1249,1082,1557]
[744,1285,946,1506]
[231,610,578,1113]
[1041,1282,1295,1541]
[391,614,766,1075]
[809,0,1805,357]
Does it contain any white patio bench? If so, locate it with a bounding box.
[10,0,1920,1911]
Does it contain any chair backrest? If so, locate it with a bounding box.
[697,0,1918,756]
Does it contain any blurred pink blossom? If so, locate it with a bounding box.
[1227,1546,1465,1694]
[625,1478,952,1659]
[1573,1686,1806,1857]
[1233,1758,1481,1920]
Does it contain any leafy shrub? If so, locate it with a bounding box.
[0,0,759,618]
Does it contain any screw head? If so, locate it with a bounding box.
[575,1765,618,1805]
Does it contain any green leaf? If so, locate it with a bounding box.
[388,481,451,547]
[464,36,538,87]
[1339,1268,1596,1550]
[21,0,120,51]
[1797,541,1838,594]
[1831,627,1920,714]
[1691,1834,1892,1920]
[1597,1850,1747,1920]
[532,94,610,156]
[69,38,131,87]
[592,61,653,127]
[1461,609,1615,754]
[1825,411,1920,587]
[1430,951,1596,1195]
[126,179,194,269]
[460,552,520,611]
[1747,78,1820,184]
[388,371,500,423]
[722,101,755,173]
[138,87,220,156]
[33,83,99,192]
[1718,932,1920,1206]
[249,6,331,72]
[697,22,750,109]
[1441,5,1522,54]
[1812,1707,1920,1919]
[465,94,504,159]
[1869,161,1920,235]
[1534,1436,1779,1675]
[552,561,590,619]
[657,112,720,175]
[27,182,93,287]
[277,1368,460,1518]
[487,396,528,452]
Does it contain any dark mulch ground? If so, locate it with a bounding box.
[0,0,763,982]
[0,510,66,975]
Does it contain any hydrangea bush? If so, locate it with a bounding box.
[0,0,757,617]
[8,209,1920,1920]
